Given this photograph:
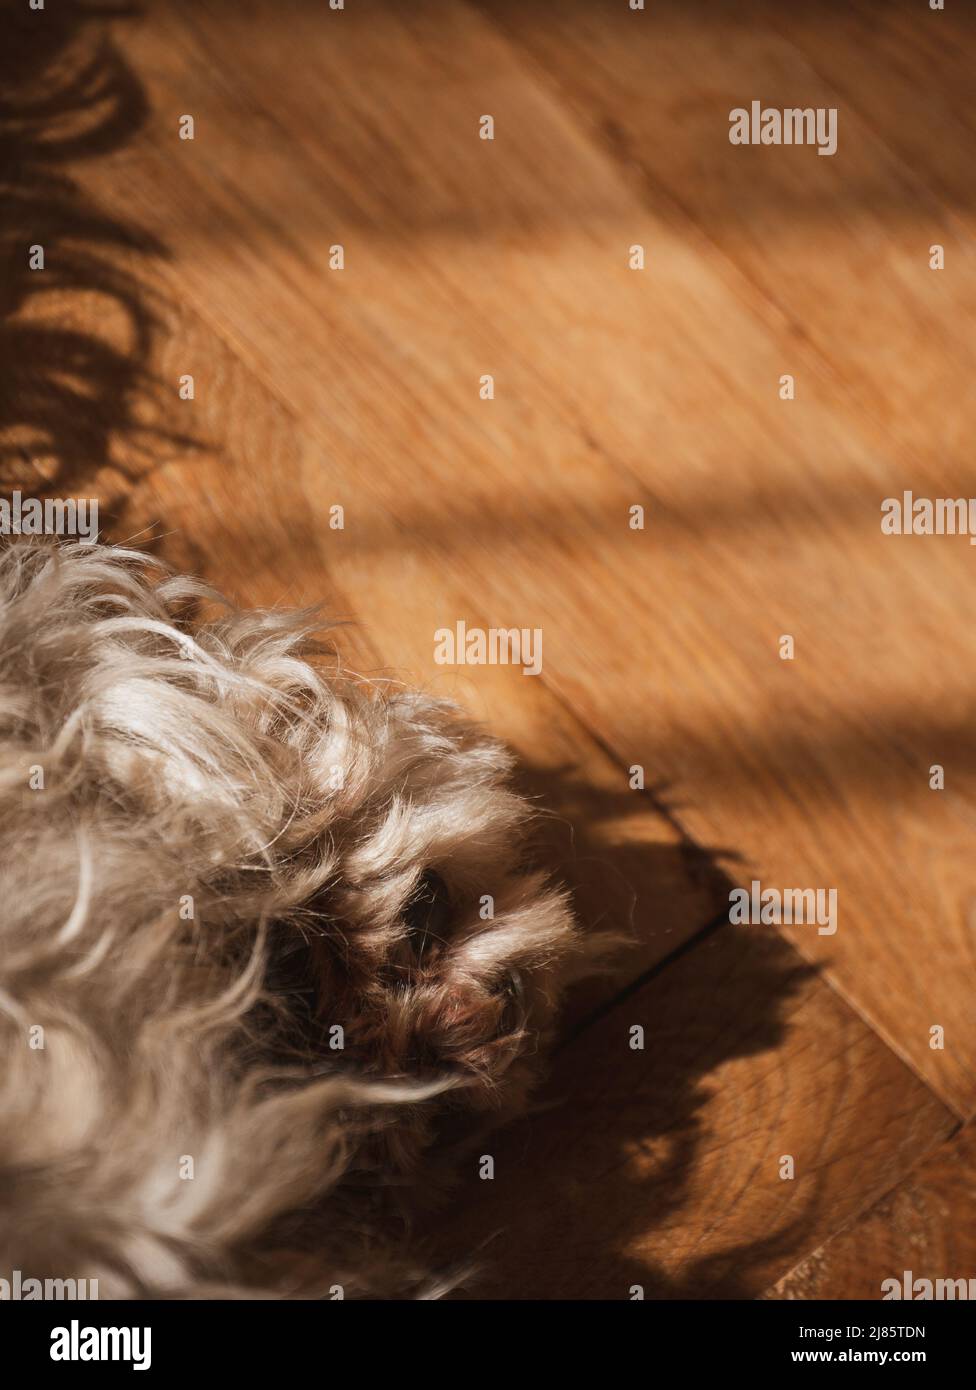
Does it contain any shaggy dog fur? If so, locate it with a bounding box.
[0,538,579,1298]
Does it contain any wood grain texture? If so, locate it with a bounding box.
[465,0,976,1114]
[765,1123,976,1301]
[478,0,975,456]
[422,925,956,1299]
[111,293,734,1017]
[0,0,727,1016]
[6,0,973,1299]
[63,0,976,1110]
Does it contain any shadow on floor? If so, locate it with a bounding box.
[411,757,822,1299]
[0,0,194,515]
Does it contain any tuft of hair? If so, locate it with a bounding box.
[0,538,578,1297]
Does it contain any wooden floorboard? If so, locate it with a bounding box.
[765,1122,976,1301]
[467,0,976,1116]
[5,0,972,1298]
[88,0,976,1111]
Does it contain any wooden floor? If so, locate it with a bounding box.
[5,0,976,1298]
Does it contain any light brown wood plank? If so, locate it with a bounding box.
[67,0,976,1111]
[0,6,728,1016]
[467,0,976,1112]
[476,0,975,460]
[765,1122,976,1301]
[5,0,967,1299]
